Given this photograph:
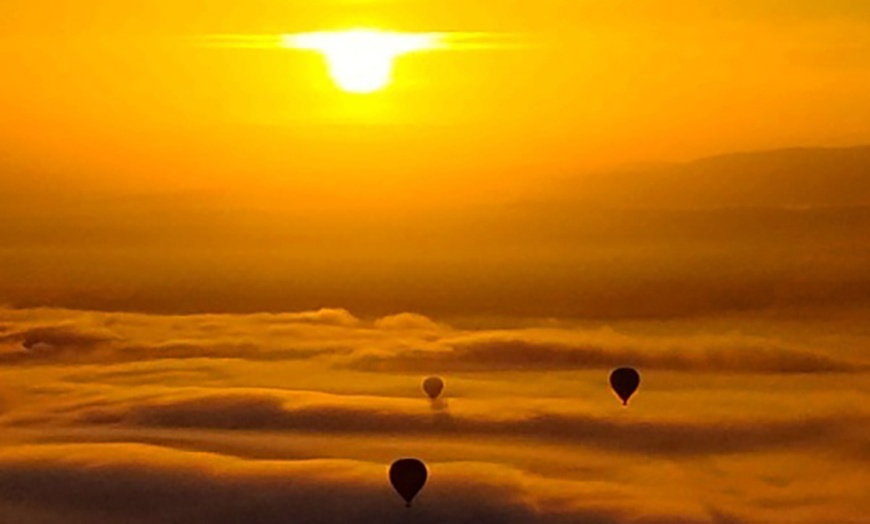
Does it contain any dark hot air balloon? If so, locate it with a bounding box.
[610,367,640,406]
[389,458,428,508]
[422,376,444,400]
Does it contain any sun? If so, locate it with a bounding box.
[283,30,440,93]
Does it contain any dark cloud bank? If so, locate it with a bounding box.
[349,335,866,375]
[0,445,690,524]
[76,393,861,458]
[2,315,864,376]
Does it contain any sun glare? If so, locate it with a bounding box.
[283,30,440,93]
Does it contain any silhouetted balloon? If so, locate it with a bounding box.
[610,367,640,406]
[422,376,444,400]
[389,458,428,508]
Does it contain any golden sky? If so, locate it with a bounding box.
[1,1,870,522]
[4,0,870,186]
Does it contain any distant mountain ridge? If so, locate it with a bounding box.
[571,145,870,209]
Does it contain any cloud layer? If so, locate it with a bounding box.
[69,390,862,457]
[0,306,867,522]
[0,444,673,524]
[2,308,865,375]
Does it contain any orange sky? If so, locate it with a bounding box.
[3,0,870,193]
[1,1,870,522]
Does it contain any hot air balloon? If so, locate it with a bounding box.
[422,376,444,400]
[389,458,428,508]
[610,367,640,406]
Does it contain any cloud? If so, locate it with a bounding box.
[374,313,445,332]
[0,444,647,524]
[0,325,115,363]
[0,305,866,522]
[268,308,361,327]
[0,308,864,378]
[76,393,433,433]
[0,308,368,366]
[72,391,863,457]
[348,331,867,375]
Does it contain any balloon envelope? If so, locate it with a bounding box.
[422,376,444,400]
[389,458,428,507]
[610,367,641,406]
